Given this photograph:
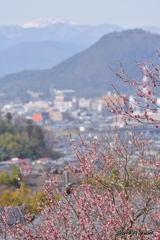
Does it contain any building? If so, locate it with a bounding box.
[1,104,25,115]
[50,111,69,122]
[54,90,75,101]
[129,96,140,112]
[32,113,43,122]
[24,101,49,112]
[5,158,32,171]
[91,98,102,111]
[54,89,77,112]
[54,101,73,112]
[102,91,129,114]
[32,112,49,123]
[79,98,91,111]
[27,90,44,98]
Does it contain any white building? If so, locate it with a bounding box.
[24,101,49,111]
[54,89,77,112]
[79,98,91,111]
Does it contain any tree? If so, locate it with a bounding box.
[0,118,58,160]
[5,112,12,124]
[0,166,22,187]
[25,119,33,140]
[1,58,160,239]
[31,125,45,147]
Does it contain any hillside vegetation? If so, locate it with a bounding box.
[0,118,59,160]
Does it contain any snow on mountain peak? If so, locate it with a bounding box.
[23,18,77,28]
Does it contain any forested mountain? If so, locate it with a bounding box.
[143,26,160,35]
[1,29,160,101]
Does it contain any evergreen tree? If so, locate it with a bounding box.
[5,112,12,124]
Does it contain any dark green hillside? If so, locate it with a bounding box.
[0,29,160,100]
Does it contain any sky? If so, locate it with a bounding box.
[0,0,160,28]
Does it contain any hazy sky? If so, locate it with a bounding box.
[0,0,160,28]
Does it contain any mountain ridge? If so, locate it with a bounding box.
[0,22,123,51]
[1,29,160,101]
[0,41,85,77]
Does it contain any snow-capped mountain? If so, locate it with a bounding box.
[23,18,77,28]
[0,21,123,51]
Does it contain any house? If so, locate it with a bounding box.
[5,158,32,173]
